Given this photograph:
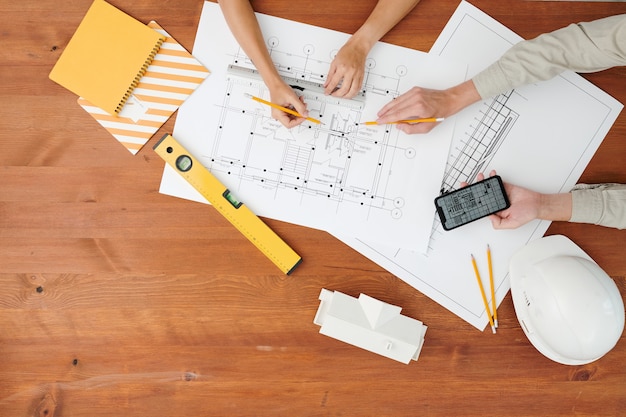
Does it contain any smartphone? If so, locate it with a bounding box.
[435,175,510,231]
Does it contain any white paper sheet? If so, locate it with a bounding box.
[335,1,623,330]
[159,1,466,251]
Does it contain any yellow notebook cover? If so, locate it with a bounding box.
[78,21,211,155]
[49,0,165,115]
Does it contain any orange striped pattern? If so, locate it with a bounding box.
[78,21,210,155]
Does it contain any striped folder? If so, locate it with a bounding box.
[79,21,210,155]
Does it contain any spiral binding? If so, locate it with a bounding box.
[115,37,165,114]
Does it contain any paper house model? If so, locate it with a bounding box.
[313,289,427,364]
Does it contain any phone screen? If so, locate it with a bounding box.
[435,175,510,231]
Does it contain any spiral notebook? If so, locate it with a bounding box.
[78,21,211,154]
[49,0,166,115]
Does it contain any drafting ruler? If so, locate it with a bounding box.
[227,64,366,110]
[153,133,302,275]
[439,91,518,194]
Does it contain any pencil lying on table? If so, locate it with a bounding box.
[245,93,322,124]
[471,254,496,334]
[487,244,498,328]
[362,117,445,125]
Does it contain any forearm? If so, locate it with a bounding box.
[217,0,283,89]
[537,193,573,222]
[441,79,482,117]
[570,185,626,229]
[349,0,420,53]
[473,14,626,99]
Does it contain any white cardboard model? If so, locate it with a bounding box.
[313,289,427,364]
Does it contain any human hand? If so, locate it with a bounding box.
[375,87,452,134]
[323,39,367,98]
[375,80,481,134]
[267,81,309,128]
[463,170,542,230]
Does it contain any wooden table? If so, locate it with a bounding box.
[1,1,625,415]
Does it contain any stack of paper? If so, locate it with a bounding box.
[162,1,622,330]
[160,1,466,252]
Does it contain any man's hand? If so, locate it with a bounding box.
[463,171,562,230]
[375,80,482,134]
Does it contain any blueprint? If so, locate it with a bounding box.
[159,1,466,251]
[336,1,623,330]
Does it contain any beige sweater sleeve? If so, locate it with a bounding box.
[473,14,626,99]
[570,184,626,229]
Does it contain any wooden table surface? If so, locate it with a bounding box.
[1,0,625,416]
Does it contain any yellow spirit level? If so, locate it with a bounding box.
[153,133,302,274]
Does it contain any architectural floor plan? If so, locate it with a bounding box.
[160,1,466,251]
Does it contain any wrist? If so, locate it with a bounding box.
[258,67,287,92]
[346,30,376,57]
[445,80,481,116]
[538,192,573,222]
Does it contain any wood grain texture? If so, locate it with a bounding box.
[1,0,625,416]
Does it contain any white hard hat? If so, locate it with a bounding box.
[509,235,624,365]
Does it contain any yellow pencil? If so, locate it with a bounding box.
[245,93,322,124]
[471,254,496,334]
[487,244,498,328]
[362,117,445,126]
